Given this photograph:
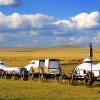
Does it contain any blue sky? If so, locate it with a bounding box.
[0,0,100,47]
[1,0,100,18]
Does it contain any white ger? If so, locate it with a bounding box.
[0,59,62,75]
[0,61,22,73]
[25,59,62,75]
[75,58,100,78]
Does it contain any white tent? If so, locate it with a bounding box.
[75,58,95,76]
[93,63,100,77]
[24,60,35,71]
[25,63,34,71]
[25,60,39,71]
[3,67,20,73]
[0,60,21,73]
[94,63,100,70]
[0,61,7,69]
[30,60,35,63]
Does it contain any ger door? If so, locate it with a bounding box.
[49,59,59,75]
[39,60,45,74]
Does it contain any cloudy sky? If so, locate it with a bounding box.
[0,0,100,47]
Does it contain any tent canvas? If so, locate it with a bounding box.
[0,61,7,69]
[75,58,95,76]
[93,63,100,76]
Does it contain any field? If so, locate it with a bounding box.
[0,80,100,100]
[0,45,100,100]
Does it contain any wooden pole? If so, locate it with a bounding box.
[89,43,93,72]
[91,56,92,72]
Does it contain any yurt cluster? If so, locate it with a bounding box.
[0,59,63,80]
[0,57,100,87]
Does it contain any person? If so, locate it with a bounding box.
[39,66,44,79]
[59,65,63,76]
[57,65,63,83]
[29,67,34,80]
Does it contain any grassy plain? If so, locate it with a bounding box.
[0,80,100,100]
[0,45,100,100]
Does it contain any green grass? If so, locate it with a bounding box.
[0,79,100,100]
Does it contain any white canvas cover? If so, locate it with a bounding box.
[0,60,21,73]
[93,63,100,77]
[75,58,95,76]
[76,58,94,70]
[3,67,20,73]
[94,63,100,70]
[0,61,7,69]
[0,61,4,64]
[30,60,35,63]
[25,60,35,71]
[25,64,34,71]
[25,60,40,71]
[45,59,49,67]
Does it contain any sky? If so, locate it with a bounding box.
[0,0,100,47]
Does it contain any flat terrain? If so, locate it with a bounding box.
[0,79,100,100]
[0,46,100,72]
[0,45,100,99]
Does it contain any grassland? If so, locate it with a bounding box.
[0,46,100,72]
[0,45,100,100]
[0,79,100,100]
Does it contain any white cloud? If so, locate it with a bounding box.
[53,20,74,29]
[54,37,66,42]
[53,11,100,34]
[0,12,55,30]
[0,11,99,35]
[0,0,19,6]
[67,37,85,44]
[0,11,99,46]
[52,20,74,34]
[30,31,40,35]
[0,33,5,41]
[71,11,100,29]
[33,37,47,43]
[54,36,85,45]
[92,32,100,43]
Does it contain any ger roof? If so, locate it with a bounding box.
[82,58,92,63]
[76,58,95,70]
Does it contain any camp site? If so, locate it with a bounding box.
[0,0,100,100]
[0,45,100,100]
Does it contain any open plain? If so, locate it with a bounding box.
[0,46,100,100]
